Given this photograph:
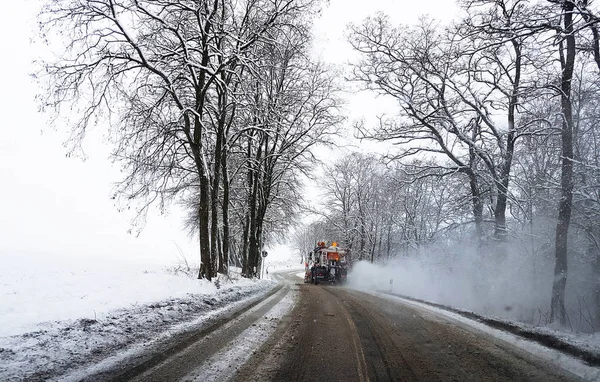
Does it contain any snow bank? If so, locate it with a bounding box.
[0,251,277,381]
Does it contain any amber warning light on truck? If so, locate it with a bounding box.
[304,241,351,285]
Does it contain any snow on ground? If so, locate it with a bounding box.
[262,243,304,280]
[185,286,298,382]
[0,251,277,381]
[0,252,221,337]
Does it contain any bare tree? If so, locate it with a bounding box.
[348,16,490,244]
[318,153,460,261]
[37,0,318,280]
[348,1,553,249]
[229,24,343,276]
[546,0,576,326]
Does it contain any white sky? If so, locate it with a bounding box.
[0,0,459,267]
[312,0,459,126]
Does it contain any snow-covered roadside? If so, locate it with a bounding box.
[0,252,278,382]
[261,243,304,281]
[0,278,276,381]
[371,291,600,380]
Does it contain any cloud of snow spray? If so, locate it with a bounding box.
[347,241,570,327]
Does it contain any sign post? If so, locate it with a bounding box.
[261,250,268,279]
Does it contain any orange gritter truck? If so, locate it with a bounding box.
[304,241,351,285]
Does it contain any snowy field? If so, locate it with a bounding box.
[0,251,280,381]
[1,252,219,337]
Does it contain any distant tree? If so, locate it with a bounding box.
[316,153,460,261]
[291,221,329,263]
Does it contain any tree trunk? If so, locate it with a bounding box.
[212,115,224,274]
[377,223,383,262]
[188,111,212,281]
[493,39,521,244]
[370,217,377,263]
[217,229,223,275]
[468,171,484,245]
[241,212,250,275]
[467,122,484,244]
[359,218,366,261]
[248,161,260,277]
[198,172,212,280]
[241,133,253,276]
[551,1,576,326]
[358,197,366,260]
[221,148,230,275]
[256,217,264,278]
[494,178,509,242]
[386,222,392,260]
[594,247,600,332]
[193,5,217,281]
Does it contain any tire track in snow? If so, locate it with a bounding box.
[183,285,298,382]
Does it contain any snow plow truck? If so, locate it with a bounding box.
[304,241,351,285]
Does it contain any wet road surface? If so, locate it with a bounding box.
[234,282,583,382]
[104,271,587,381]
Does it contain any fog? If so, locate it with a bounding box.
[348,236,598,333]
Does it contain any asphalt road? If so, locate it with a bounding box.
[119,271,296,382]
[107,270,587,381]
[234,278,584,382]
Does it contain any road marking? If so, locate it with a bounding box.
[346,315,369,382]
[332,293,369,382]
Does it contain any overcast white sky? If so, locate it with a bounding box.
[0,0,459,267]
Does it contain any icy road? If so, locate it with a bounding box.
[97,270,598,381]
